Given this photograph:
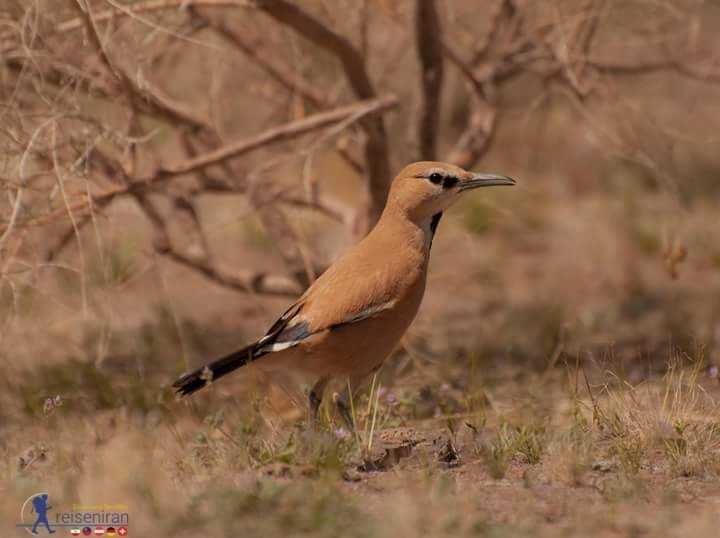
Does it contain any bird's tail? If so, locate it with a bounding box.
[172,341,262,397]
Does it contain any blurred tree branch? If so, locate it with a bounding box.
[193,10,327,108]
[2,0,719,303]
[256,0,392,226]
[133,190,303,296]
[72,0,214,130]
[57,0,252,33]
[24,95,397,229]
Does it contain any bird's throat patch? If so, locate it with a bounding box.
[430,212,443,237]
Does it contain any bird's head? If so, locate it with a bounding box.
[385,161,515,222]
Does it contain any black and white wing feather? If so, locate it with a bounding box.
[172,297,397,397]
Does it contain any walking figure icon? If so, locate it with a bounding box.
[30,494,56,535]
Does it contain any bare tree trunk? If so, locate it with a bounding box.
[415,0,444,161]
[257,0,393,228]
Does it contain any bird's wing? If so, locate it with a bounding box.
[171,292,397,398]
[256,296,396,354]
[258,228,421,353]
[330,299,397,327]
[255,301,309,352]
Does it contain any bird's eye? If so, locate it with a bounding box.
[428,172,443,184]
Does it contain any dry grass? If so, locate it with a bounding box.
[2,328,720,536]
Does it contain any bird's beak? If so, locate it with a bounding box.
[460,173,516,191]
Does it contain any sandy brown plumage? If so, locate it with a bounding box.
[172,161,515,425]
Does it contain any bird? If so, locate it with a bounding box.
[172,161,515,426]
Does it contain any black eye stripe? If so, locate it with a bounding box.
[420,171,459,188]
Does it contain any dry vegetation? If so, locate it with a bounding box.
[1,0,720,536]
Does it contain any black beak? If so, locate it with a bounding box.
[460,173,516,191]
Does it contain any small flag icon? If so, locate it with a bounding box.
[106,528,116,536]
[117,528,128,536]
[94,528,105,535]
[71,530,82,536]
[83,528,93,536]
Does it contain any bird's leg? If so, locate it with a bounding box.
[332,374,365,431]
[333,368,383,431]
[308,377,329,426]
[332,389,355,431]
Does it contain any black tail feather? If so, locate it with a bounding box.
[174,300,305,398]
[173,342,263,397]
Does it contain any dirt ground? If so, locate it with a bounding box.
[2,339,720,537]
